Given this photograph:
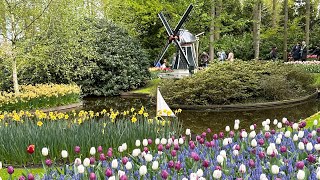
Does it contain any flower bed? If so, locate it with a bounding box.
[1,116,320,179]
[285,61,320,73]
[0,84,81,111]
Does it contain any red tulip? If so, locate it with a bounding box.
[27,145,35,154]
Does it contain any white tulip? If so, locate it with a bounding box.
[315,144,320,151]
[196,169,204,177]
[152,161,159,170]
[186,129,191,135]
[223,138,229,146]
[297,170,305,180]
[273,119,278,125]
[264,125,270,131]
[250,125,254,130]
[249,131,256,138]
[182,178,188,180]
[77,165,84,174]
[217,155,224,164]
[141,151,146,158]
[139,165,147,176]
[266,119,270,124]
[143,139,148,146]
[306,142,313,151]
[314,120,318,126]
[317,170,320,179]
[312,130,317,137]
[213,170,222,179]
[145,154,153,162]
[235,119,240,124]
[251,139,257,147]
[198,177,206,180]
[239,164,246,173]
[267,146,274,155]
[234,123,239,130]
[111,159,118,169]
[168,138,173,145]
[276,138,282,145]
[42,147,49,156]
[282,117,288,123]
[270,143,276,150]
[160,138,167,145]
[285,131,291,138]
[173,139,179,145]
[271,165,279,174]
[179,138,184,144]
[293,134,299,141]
[122,143,127,151]
[233,150,239,156]
[74,158,82,166]
[225,126,230,132]
[190,173,197,180]
[298,142,305,150]
[0,161,2,169]
[292,123,299,130]
[277,122,282,129]
[83,158,90,167]
[89,147,96,155]
[262,121,266,127]
[277,133,283,139]
[118,146,124,153]
[109,176,115,180]
[220,150,226,158]
[125,162,132,170]
[298,131,304,138]
[132,149,141,157]
[155,138,160,145]
[158,151,163,155]
[61,150,68,158]
[118,170,125,178]
[241,131,248,138]
[260,174,267,180]
[135,140,141,147]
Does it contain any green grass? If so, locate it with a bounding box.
[313,73,320,87]
[304,111,320,128]
[132,78,161,95]
[0,168,44,179]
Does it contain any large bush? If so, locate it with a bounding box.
[159,61,315,105]
[15,18,150,96]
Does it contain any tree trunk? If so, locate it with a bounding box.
[305,0,310,46]
[283,0,288,61]
[10,14,19,94]
[209,0,215,61]
[214,0,221,40]
[272,0,277,28]
[253,1,261,60]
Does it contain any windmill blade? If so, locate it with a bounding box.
[173,39,190,66]
[158,12,174,36]
[174,4,193,35]
[154,41,171,66]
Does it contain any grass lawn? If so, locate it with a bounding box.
[304,111,320,128]
[313,73,320,87]
[0,168,44,179]
[132,78,161,95]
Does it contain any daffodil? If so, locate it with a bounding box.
[37,121,43,127]
[131,116,137,123]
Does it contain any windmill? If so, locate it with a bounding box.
[155,4,198,75]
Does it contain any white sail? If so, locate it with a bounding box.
[157,87,176,117]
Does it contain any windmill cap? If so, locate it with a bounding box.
[178,29,196,44]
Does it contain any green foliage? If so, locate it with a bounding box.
[159,61,314,105]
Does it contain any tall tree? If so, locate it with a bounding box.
[272,0,277,28]
[209,0,215,61]
[283,0,288,61]
[305,0,310,45]
[214,0,222,40]
[253,0,262,60]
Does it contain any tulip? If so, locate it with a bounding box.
[97,146,103,153]
[132,149,141,157]
[186,129,191,135]
[171,150,177,157]
[74,146,80,154]
[271,165,279,174]
[118,170,125,178]
[258,139,264,146]
[77,165,84,174]
[273,119,278,125]
[202,160,210,168]
[61,150,68,158]
[179,138,184,144]
[277,122,282,129]
[125,162,132,170]
[239,164,246,173]
[314,120,318,126]
[27,173,34,180]
[307,154,316,163]
[89,147,96,155]
[297,170,305,180]
[135,140,141,147]
[107,150,113,157]
[306,142,313,151]
[168,160,174,168]
[259,152,265,159]
[233,150,239,156]
[282,117,288,123]
[99,153,106,161]
[105,168,112,177]
[145,154,153,162]
[284,131,291,138]
[42,147,49,156]
[139,165,147,176]
[74,158,82,166]
[250,125,254,130]
[280,146,287,153]
[266,119,270,124]
[213,169,222,179]
[196,169,204,177]
[317,170,320,179]
[155,138,160,145]
[111,159,118,169]
[45,159,52,167]
[89,157,95,165]
[152,161,159,170]
[27,145,35,154]
[251,139,257,147]
[234,123,239,130]
[161,170,169,179]
[315,144,320,151]
[121,157,128,165]
[120,175,128,180]
[293,134,299,141]
[175,161,182,171]
[148,139,152,145]
[207,128,212,133]
[298,142,305,150]
[225,126,230,132]
[142,139,148,146]
[161,138,167,145]
[7,166,14,174]
[217,155,224,164]
[249,159,255,168]
[89,172,96,180]
[292,123,299,130]
[109,176,115,180]
[18,176,25,180]
[83,158,90,167]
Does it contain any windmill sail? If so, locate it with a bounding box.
[157,87,176,117]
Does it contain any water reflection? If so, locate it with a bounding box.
[83,96,320,134]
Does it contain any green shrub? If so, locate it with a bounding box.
[159,61,315,105]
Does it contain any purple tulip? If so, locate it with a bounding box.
[196,136,201,141]
[18,176,25,180]
[74,146,81,154]
[190,143,196,149]
[97,146,103,153]
[171,150,177,157]
[108,147,113,152]
[90,157,95,164]
[317,128,320,134]
[161,170,169,179]
[210,141,215,147]
[299,121,306,128]
[107,150,112,158]
[7,166,14,174]
[317,137,320,143]
[213,134,218,140]
[199,138,205,144]
[258,139,264,146]
[174,144,180,150]
[215,166,222,170]
[45,159,52,167]
[307,133,312,138]
[122,157,128,165]
[89,172,96,180]
[120,175,128,180]
[202,160,210,168]
[158,144,163,151]
[165,144,171,150]
[234,144,240,151]
[99,153,106,161]
[219,132,224,138]
[271,129,276,134]
[251,149,256,154]
[229,131,235,137]
[148,139,152,144]
[144,147,148,153]
[207,128,212,133]
[105,168,112,177]
[302,138,308,144]
[205,141,211,147]
[28,173,34,180]
[280,146,287,153]
[249,159,255,168]
[201,132,207,138]
[296,161,304,169]
[168,160,174,168]
[175,161,181,171]
[193,154,200,161]
[307,154,316,163]
[258,152,265,159]
[265,132,271,139]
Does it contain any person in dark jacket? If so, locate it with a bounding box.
[313,45,320,60]
[291,43,301,61]
[300,41,308,61]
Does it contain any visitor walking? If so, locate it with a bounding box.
[217,50,227,61]
[291,43,301,61]
[227,50,234,62]
[269,46,278,61]
[300,41,308,61]
[200,52,209,67]
[312,45,320,60]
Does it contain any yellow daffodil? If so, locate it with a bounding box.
[37,121,43,127]
[130,108,135,112]
[131,116,137,123]
[143,113,149,117]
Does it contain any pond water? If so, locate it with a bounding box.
[83,96,320,134]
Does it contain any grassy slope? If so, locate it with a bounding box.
[132,78,161,94]
[0,168,44,179]
[313,73,320,87]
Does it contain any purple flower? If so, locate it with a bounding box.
[27,173,34,180]
[7,166,14,174]
[74,146,81,154]
[229,131,235,137]
[120,175,128,180]
[280,146,287,153]
[174,144,180,151]
[271,129,276,134]
[97,146,103,153]
[258,139,264,146]
[199,138,205,144]
[317,137,320,143]
[296,161,304,169]
[215,166,222,170]
[265,132,271,139]
[202,160,210,168]
[219,132,224,139]
[207,128,212,133]
[165,144,171,150]
[105,168,112,177]
[201,132,207,138]
[18,176,25,180]
[196,136,201,141]
[89,172,96,180]
[158,144,163,151]
[299,121,306,128]
[144,147,149,153]
[45,159,52,167]
[234,144,240,151]
[99,153,106,161]
[122,157,128,165]
[175,161,181,171]
[171,150,177,157]
[249,159,255,168]
[302,138,308,144]
[161,170,169,179]
[90,157,95,164]
[307,154,316,163]
[258,152,265,159]
[168,160,174,168]
[148,139,152,145]
[213,134,218,140]
[317,128,320,134]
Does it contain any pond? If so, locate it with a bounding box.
[83,96,320,134]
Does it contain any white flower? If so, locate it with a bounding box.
[89,147,96,155]
[160,138,167,145]
[278,133,283,139]
[314,120,318,126]
[0,161,2,169]
[251,139,257,147]
[143,139,148,146]
[132,149,141,157]
[125,162,132,170]
[173,139,179,145]
[186,129,191,135]
[83,158,90,167]
[168,138,173,145]
[239,164,246,173]
[139,165,147,176]
[315,144,320,151]
[42,147,49,156]
[234,123,239,130]
[276,138,281,145]
[312,130,317,137]
[152,161,159,170]
[298,142,305,150]
[235,119,240,124]
[241,131,248,138]
[297,170,305,180]
[317,170,320,179]
[306,142,313,151]
[196,169,204,177]
[233,150,239,156]
[293,134,299,141]
[155,138,160,145]
[249,131,256,138]
[225,126,230,132]
[250,125,254,130]
[267,146,274,155]
[298,131,304,138]
[270,143,276,150]
[213,170,222,179]
[217,155,224,164]
[77,165,84,174]
[141,151,146,158]
[264,125,270,131]
[260,174,267,180]
[145,154,153,162]
[118,146,124,153]
[111,159,118,169]
[262,121,266,127]
[158,151,163,155]
[135,140,141,147]
[61,150,68,158]
[282,117,288,123]
[190,173,197,180]
[109,176,115,180]
[266,119,270,124]
[273,119,278,125]
[293,123,299,130]
[122,143,127,151]
[179,138,184,144]
[220,150,226,158]
[198,177,206,180]
[277,122,282,129]
[118,170,125,178]
[223,138,229,146]
[271,165,279,174]
[74,158,82,166]
[182,178,188,180]
[285,131,291,138]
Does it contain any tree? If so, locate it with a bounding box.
[253,0,262,60]
[305,0,310,45]
[209,0,215,61]
[272,0,277,28]
[284,0,289,61]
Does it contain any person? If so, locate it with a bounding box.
[312,45,320,60]
[217,50,227,61]
[269,46,278,61]
[300,41,308,61]
[200,52,209,67]
[227,50,234,62]
[160,59,167,69]
[291,43,301,61]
